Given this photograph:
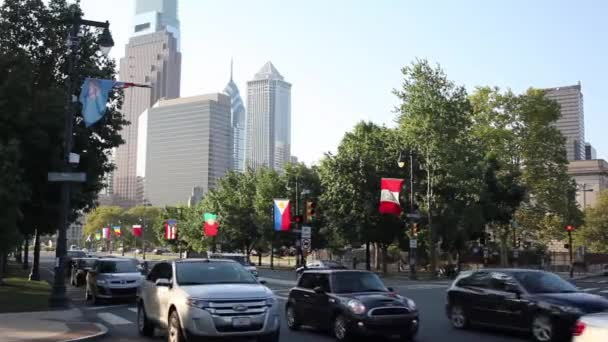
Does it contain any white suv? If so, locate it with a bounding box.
[137,259,280,342]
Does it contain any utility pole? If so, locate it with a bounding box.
[566,225,574,278]
[48,11,114,308]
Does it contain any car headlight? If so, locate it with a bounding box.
[96,279,106,285]
[347,299,367,315]
[265,297,277,307]
[186,298,215,312]
[557,305,583,315]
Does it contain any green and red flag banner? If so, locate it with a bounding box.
[204,213,219,237]
[113,226,121,237]
[132,225,142,238]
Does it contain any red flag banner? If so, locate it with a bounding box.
[102,227,111,240]
[379,178,404,216]
[132,225,142,238]
[165,220,177,240]
[203,213,219,237]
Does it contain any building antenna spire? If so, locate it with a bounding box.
[230,57,233,81]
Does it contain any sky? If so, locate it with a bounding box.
[76,0,608,165]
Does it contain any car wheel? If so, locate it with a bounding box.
[168,310,185,342]
[531,314,554,342]
[257,330,280,342]
[286,304,300,330]
[333,315,352,342]
[137,302,154,337]
[449,305,468,329]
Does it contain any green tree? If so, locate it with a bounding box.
[577,191,608,252]
[394,59,477,272]
[121,206,162,251]
[253,167,286,265]
[319,122,404,271]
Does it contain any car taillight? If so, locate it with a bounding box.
[573,320,586,336]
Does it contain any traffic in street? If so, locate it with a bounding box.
[36,252,608,342]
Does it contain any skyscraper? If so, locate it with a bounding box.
[543,83,585,161]
[113,0,181,207]
[137,94,232,207]
[223,60,246,172]
[246,62,291,171]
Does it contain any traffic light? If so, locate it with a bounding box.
[566,225,574,232]
[294,215,303,225]
[305,200,317,223]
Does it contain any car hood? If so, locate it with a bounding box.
[532,292,608,313]
[181,284,272,300]
[98,272,143,281]
[337,292,409,308]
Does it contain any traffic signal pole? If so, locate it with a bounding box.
[568,230,574,278]
[409,151,417,280]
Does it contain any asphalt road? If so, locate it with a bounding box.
[37,254,608,342]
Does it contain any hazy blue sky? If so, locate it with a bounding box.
[78,0,608,165]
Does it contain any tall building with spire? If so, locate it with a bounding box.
[223,60,246,172]
[113,0,182,207]
[246,62,291,171]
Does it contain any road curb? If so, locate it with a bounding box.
[61,323,108,342]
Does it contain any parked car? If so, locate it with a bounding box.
[446,269,608,342]
[85,258,143,304]
[70,257,98,287]
[208,252,258,277]
[64,250,88,276]
[573,312,608,341]
[286,270,418,341]
[136,259,280,342]
[295,260,347,276]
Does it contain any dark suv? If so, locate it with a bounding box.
[286,270,418,341]
[446,269,608,342]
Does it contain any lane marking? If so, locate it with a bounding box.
[86,304,130,311]
[128,307,137,313]
[599,290,608,293]
[582,288,599,292]
[97,312,133,325]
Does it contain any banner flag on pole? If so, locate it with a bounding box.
[273,199,291,231]
[165,219,177,240]
[113,226,121,237]
[379,178,404,216]
[86,235,92,242]
[102,227,111,240]
[203,213,219,237]
[132,225,142,238]
[95,232,101,241]
[79,78,152,127]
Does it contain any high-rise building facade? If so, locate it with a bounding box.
[543,83,585,161]
[585,143,597,160]
[246,62,291,171]
[223,60,246,172]
[113,0,181,207]
[137,94,232,207]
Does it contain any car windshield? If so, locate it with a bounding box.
[332,272,388,293]
[211,255,251,266]
[68,251,87,258]
[98,260,138,274]
[79,259,96,267]
[176,261,257,285]
[512,271,579,294]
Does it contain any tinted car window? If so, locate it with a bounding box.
[488,272,517,291]
[68,251,87,258]
[513,271,578,294]
[78,259,96,268]
[299,273,316,289]
[175,261,256,285]
[458,271,491,288]
[332,272,387,293]
[323,261,346,269]
[318,274,330,292]
[147,263,162,282]
[98,260,138,274]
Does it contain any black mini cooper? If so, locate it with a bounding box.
[286,270,419,341]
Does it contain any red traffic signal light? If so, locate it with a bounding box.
[294,215,303,224]
[566,225,574,232]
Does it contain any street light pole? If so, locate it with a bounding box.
[49,10,113,308]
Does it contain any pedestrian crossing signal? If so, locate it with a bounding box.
[305,200,316,223]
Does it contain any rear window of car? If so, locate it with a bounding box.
[98,260,138,274]
[68,251,87,258]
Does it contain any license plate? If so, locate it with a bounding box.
[232,317,251,327]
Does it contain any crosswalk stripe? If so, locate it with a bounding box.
[599,280,608,284]
[582,288,599,292]
[128,307,137,313]
[86,304,130,311]
[600,290,608,293]
[98,312,133,325]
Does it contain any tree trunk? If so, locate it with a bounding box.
[382,245,388,274]
[0,253,5,285]
[373,243,380,271]
[365,241,371,271]
[258,251,262,266]
[15,244,22,263]
[499,228,509,267]
[22,236,29,270]
[29,229,41,281]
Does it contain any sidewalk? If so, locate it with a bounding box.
[0,308,107,342]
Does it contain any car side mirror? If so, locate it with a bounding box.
[155,278,171,287]
[313,286,324,294]
[259,279,267,285]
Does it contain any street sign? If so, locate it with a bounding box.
[302,238,311,252]
[301,226,312,239]
[48,172,86,182]
[409,239,417,248]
